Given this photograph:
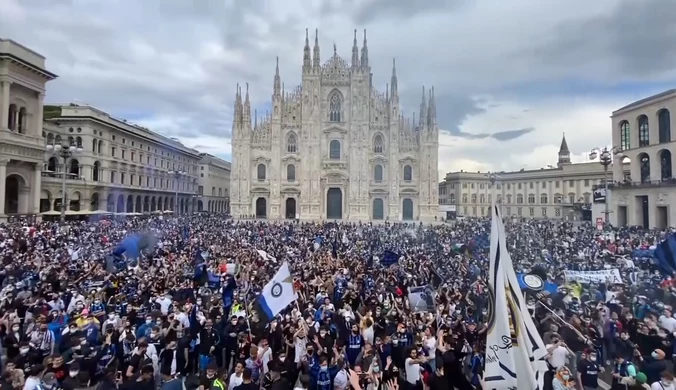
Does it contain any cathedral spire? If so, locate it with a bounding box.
[419,86,427,128]
[428,86,436,128]
[303,28,311,73]
[557,133,571,167]
[390,58,398,100]
[360,29,369,69]
[254,108,258,129]
[313,29,320,70]
[351,29,359,69]
[273,57,281,97]
[386,83,389,102]
[243,82,251,128]
[232,83,241,137]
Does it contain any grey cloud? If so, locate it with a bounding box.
[522,0,676,79]
[490,128,535,141]
[325,0,470,25]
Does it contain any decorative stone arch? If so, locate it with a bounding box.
[285,131,298,153]
[4,174,28,214]
[106,194,116,212]
[90,192,101,212]
[40,189,52,213]
[69,191,82,211]
[126,194,134,213]
[327,88,344,122]
[372,132,386,154]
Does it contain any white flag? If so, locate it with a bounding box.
[254,261,297,323]
[484,203,547,390]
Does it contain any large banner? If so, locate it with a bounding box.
[564,269,622,284]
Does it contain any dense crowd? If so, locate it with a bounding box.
[0,214,674,390]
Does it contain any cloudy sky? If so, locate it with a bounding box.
[3,0,676,180]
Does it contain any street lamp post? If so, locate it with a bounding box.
[46,141,82,223]
[486,171,500,216]
[168,170,185,215]
[589,146,622,224]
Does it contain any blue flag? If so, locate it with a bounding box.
[189,304,199,340]
[382,250,400,267]
[654,234,676,275]
[112,234,142,259]
[222,277,237,310]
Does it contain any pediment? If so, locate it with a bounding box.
[369,188,389,195]
[253,155,271,163]
[399,188,419,195]
[281,187,301,194]
[282,155,300,163]
[399,155,417,163]
[323,125,348,134]
[251,186,270,193]
[370,155,388,163]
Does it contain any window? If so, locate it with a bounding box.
[516,194,523,204]
[131,152,135,162]
[659,109,671,144]
[555,181,560,188]
[569,180,574,186]
[198,186,204,195]
[121,173,126,185]
[480,184,485,189]
[542,181,546,188]
[450,194,456,203]
[518,183,522,190]
[462,183,467,188]
[529,207,534,216]
[111,147,116,157]
[479,194,485,203]
[541,207,547,216]
[130,174,135,185]
[287,133,297,153]
[568,194,575,204]
[92,162,100,182]
[76,137,82,148]
[329,91,342,122]
[287,164,296,181]
[471,194,477,203]
[584,179,590,186]
[554,194,562,204]
[507,184,511,190]
[639,153,650,183]
[403,165,412,181]
[373,134,384,154]
[329,140,341,159]
[462,194,468,203]
[257,164,266,180]
[506,207,511,215]
[517,207,522,216]
[555,208,561,217]
[528,194,535,204]
[374,164,383,182]
[638,115,649,147]
[620,121,630,150]
[488,194,492,203]
[529,182,533,189]
[540,194,548,204]
[110,171,116,184]
[471,183,475,189]
[506,194,512,203]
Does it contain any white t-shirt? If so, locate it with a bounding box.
[333,369,348,390]
[545,344,567,369]
[228,372,243,390]
[651,381,676,390]
[23,377,41,390]
[659,315,676,333]
[405,357,421,384]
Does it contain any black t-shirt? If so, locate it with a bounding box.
[576,359,599,388]
[47,363,69,383]
[234,382,259,390]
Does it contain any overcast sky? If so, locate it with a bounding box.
[2,0,676,180]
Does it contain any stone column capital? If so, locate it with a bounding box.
[0,159,9,167]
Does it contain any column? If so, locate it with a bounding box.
[0,81,10,130]
[33,164,42,215]
[35,92,44,137]
[0,160,7,215]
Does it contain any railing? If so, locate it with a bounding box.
[608,178,676,189]
[42,171,81,180]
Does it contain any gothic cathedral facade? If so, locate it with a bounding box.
[230,30,439,221]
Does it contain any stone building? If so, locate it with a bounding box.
[439,134,626,221]
[0,39,56,221]
[197,153,231,213]
[608,89,675,228]
[230,29,439,220]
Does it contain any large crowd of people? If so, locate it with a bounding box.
[0,213,673,390]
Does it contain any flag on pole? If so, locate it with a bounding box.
[484,202,547,390]
[253,261,298,323]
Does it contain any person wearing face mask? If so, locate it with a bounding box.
[61,362,81,390]
[344,323,364,368]
[576,349,601,390]
[199,320,220,371]
[615,331,636,361]
[637,349,667,386]
[222,315,240,371]
[29,321,55,361]
[4,322,23,360]
[136,316,154,340]
[552,366,573,390]
[199,363,221,390]
[612,354,637,390]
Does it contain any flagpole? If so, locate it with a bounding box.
[536,301,588,341]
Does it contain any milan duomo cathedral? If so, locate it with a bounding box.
[230,29,439,221]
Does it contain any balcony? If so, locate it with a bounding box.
[608,178,676,189]
[42,171,82,180]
